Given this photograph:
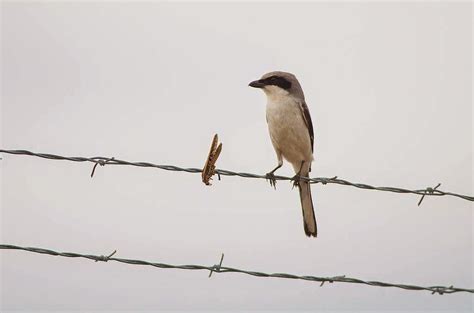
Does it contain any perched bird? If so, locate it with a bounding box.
[249,71,317,237]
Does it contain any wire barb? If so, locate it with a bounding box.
[90,157,115,178]
[0,244,471,294]
[1,149,473,203]
[94,249,117,262]
[315,176,338,185]
[418,183,441,206]
[208,253,225,278]
[320,275,346,287]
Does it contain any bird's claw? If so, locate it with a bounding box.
[291,174,301,189]
[266,172,277,189]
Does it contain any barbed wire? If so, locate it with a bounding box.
[1,149,472,204]
[1,244,472,295]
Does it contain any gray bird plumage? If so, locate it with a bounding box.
[260,71,306,100]
[249,71,317,237]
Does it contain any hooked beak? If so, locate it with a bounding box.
[249,79,266,88]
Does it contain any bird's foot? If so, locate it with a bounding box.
[265,172,277,189]
[291,174,301,189]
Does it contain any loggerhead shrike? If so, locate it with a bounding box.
[249,71,317,237]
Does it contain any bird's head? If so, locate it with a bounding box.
[249,71,305,100]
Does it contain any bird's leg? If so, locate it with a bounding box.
[266,163,282,189]
[291,161,305,189]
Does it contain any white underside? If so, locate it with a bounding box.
[265,90,313,174]
[263,85,317,236]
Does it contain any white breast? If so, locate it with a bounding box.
[266,94,313,166]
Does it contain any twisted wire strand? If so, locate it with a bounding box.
[1,244,472,295]
[1,149,473,203]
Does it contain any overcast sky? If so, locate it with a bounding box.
[1,1,472,312]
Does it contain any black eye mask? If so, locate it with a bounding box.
[263,76,292,90]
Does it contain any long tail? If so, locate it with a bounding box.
[298,177,317,237]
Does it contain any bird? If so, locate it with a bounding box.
[249,71,317,237]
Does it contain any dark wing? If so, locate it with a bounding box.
[299,100,314,152]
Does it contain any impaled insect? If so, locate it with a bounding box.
[202,134,222,186]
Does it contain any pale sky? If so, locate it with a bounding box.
[1,1,472,312]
